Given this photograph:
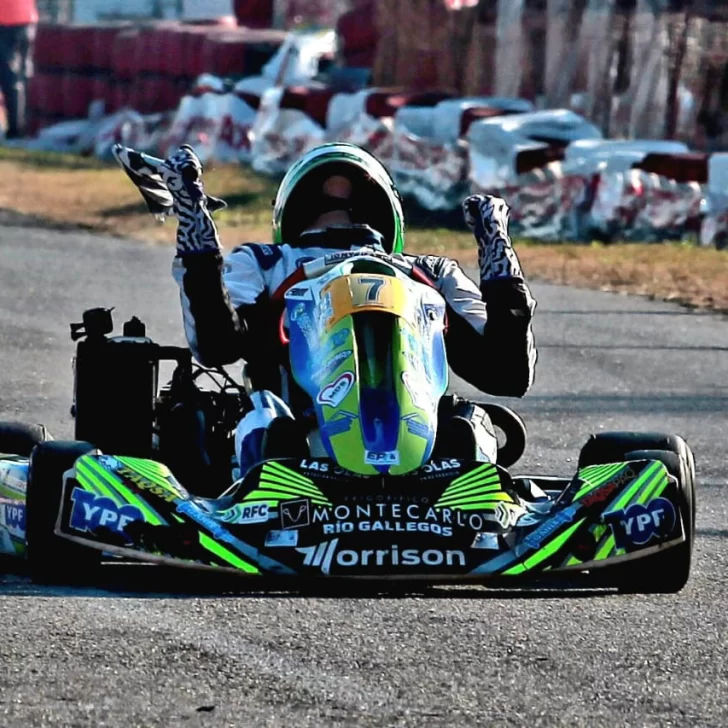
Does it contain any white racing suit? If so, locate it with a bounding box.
[172,221,537,474]
[115,145,538,475]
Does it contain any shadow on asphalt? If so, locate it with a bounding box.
[697,527,728,538]
[540,310,703,316]
[0,564,621,600]
[539,344,728,351]
[514,394,728,415]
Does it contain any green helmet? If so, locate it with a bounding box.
[272,142,405,254]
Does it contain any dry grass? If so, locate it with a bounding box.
[0,148,274,243]
[516,242,728,313]
[2,148,727,314]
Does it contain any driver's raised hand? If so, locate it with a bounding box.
[161,145,226,254]
[463,194,524,282]
[161,145,206,208]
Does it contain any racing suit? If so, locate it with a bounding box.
[152,147,537,471]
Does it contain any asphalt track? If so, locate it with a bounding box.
[0,226,726,727]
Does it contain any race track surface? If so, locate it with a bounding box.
[1,227,726,727]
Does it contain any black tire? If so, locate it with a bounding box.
[579,431,687,469]
[480,404,527,469]
[0,421,52,457]
[26,440,100,585]
[578,432,696,593]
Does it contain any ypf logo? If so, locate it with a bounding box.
[604,497,677,549]
[69,489,143,539]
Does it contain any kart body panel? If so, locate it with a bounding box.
[0,452,685,581]
[0,455,28,557]
[284,258,449,476]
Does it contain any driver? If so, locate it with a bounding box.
[114,143,537,476]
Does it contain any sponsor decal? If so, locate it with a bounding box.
[280,499,310,530]
[317,372,355,408]
[472,532,500,550]
[604,497,677,549]
[265,529,298,548]
[494,502,520,529]
[218,502,271,525]
[117,466,179,504]
[177,500,230,539]
[323,252,352,266]
[0,461,28,493]
[401,371,432,411]
[312,502,504,538]
[296,538,466,574]
[403,413,431,440]
[581,480,620,507]
[286,287,312,300]
[299,459,331,472]
[0,500,26,535]
[422,302,444,326]
[246,243,283,270]
[176,502,264,562]
[315,349,353,384]
[318,291,334,329]
[321,412,357,438]
[327,329,350,350]
[290,304,317,348]
[298,457,369,478]
[290,303,307,322]
[365,450,400,466]
[522,504,579,550]
[323,251,356,266]
[422,459,461,473]
[70,489,143,537]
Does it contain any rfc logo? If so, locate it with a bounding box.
[604,497,677,549]
[280,499,310,530]
[69,489,143,538]
[218,502,270,525]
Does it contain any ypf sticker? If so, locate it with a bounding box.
[604,497,677,549]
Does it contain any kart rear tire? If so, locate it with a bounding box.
[578,432,696,593]
[480,404,527,469]
[0,421,52,457]
[26,440,100,585]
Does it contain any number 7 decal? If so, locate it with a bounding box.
[359,276,385,303]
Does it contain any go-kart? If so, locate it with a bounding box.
[0,252,696,592]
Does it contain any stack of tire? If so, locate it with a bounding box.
[28,20,286,134]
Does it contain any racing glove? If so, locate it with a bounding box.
[463,194,524,282]
[160,145,225,255]
[112,143,226,255]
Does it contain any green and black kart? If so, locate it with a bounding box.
[0,306,696,593]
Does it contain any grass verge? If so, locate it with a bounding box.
[2,148,727,314]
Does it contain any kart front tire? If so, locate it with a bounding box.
[0,421,52,457]
[578,432,696,594]
[26,440,100,585]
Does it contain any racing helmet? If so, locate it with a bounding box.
[272,143,405,254]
